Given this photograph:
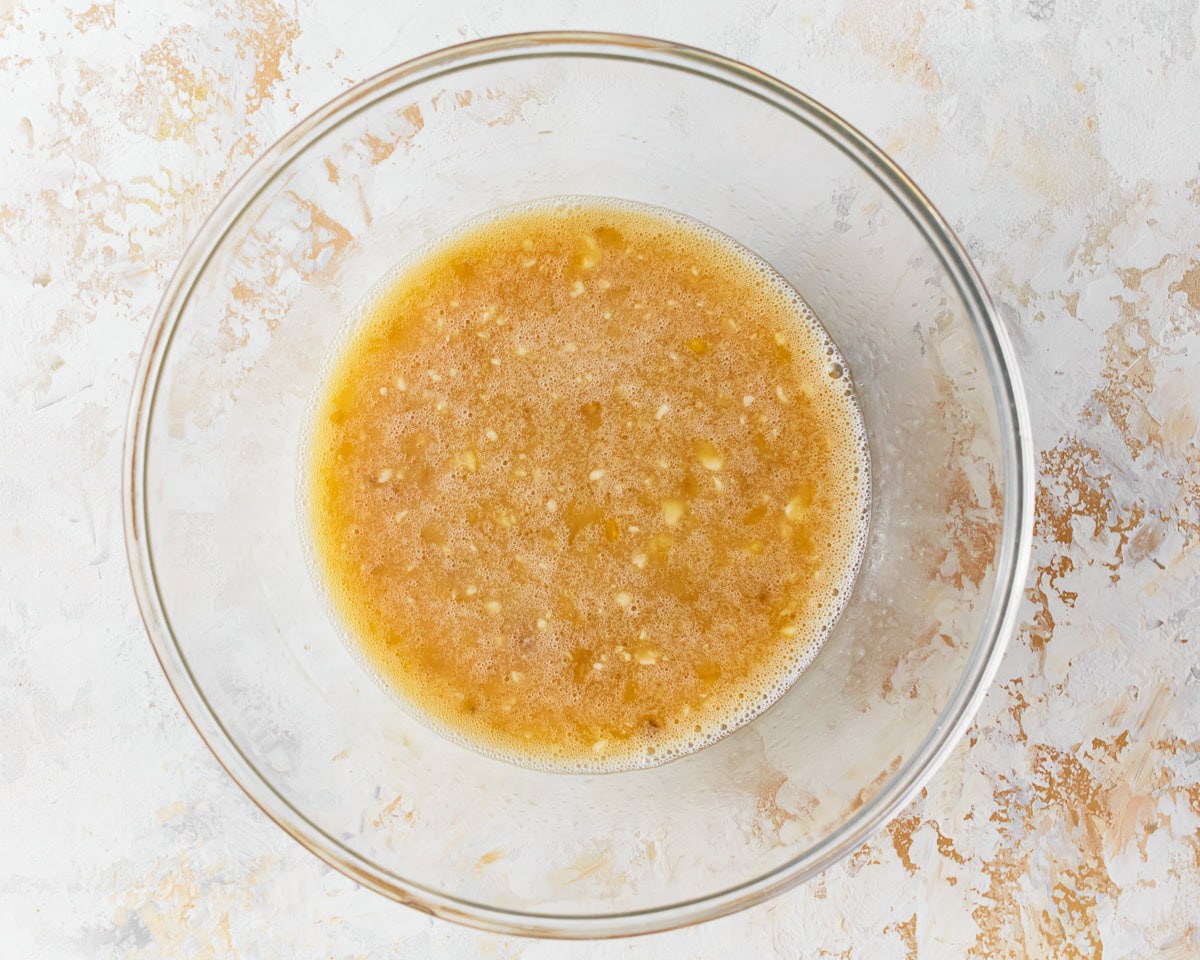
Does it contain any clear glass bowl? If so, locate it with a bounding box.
[124,33,1033,938]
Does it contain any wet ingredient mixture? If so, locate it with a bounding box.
[304,198,870,771]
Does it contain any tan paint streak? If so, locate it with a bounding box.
[1117,255,1170,293]
[361,134,395,164]
[887,799,965,879]
[69,1,115,31]
[361,103,425,164]
[970,828,1031,957]
[1160,398,1199,456]
[887,810,921,874]
[285,192,354,274]
[1186,784,1200,818]
[1152,735,1200,756]
[1080,270,1200,544]
[1073,184,1155,270]
[847,837,878,874]
[1005,680,1031,743]
[134,32,216,142]
[848,754,904,813]
[110,854,278,958]
[1124,512,1168,566]
[1031,747,1107,838]
[371,793,415,831]
[939,459,1001,589]
[483,88,539,127]
[1033,438,1137,558]
[751,770,803,846]
[231,0,299,116]
[1090,292,1162,462]
[886,913,917,960]
[556,852,609,885]
[839,1,942,90]
[933,820,967,864]
[1169,258,1200,311]
[971,743,1124,958]
[1022,435,1145,663]
[230,279,258,303]
[931,371,1003,591]
[1089,683,1175,858]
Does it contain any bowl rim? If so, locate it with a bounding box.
[123,30,1035,939]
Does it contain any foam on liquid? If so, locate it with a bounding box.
[303,198,870,772]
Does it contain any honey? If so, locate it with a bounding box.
[303,198,870,771]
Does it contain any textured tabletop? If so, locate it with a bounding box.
[3,1,1199,957]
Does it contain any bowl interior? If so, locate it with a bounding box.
[129,35,1028,936]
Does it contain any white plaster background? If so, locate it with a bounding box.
[2,1,1199,957]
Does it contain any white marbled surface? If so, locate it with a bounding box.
[3,1,1200,956]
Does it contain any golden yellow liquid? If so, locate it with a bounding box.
[304,199,869,771]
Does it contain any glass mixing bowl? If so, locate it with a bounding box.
[124,33,1033,937]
